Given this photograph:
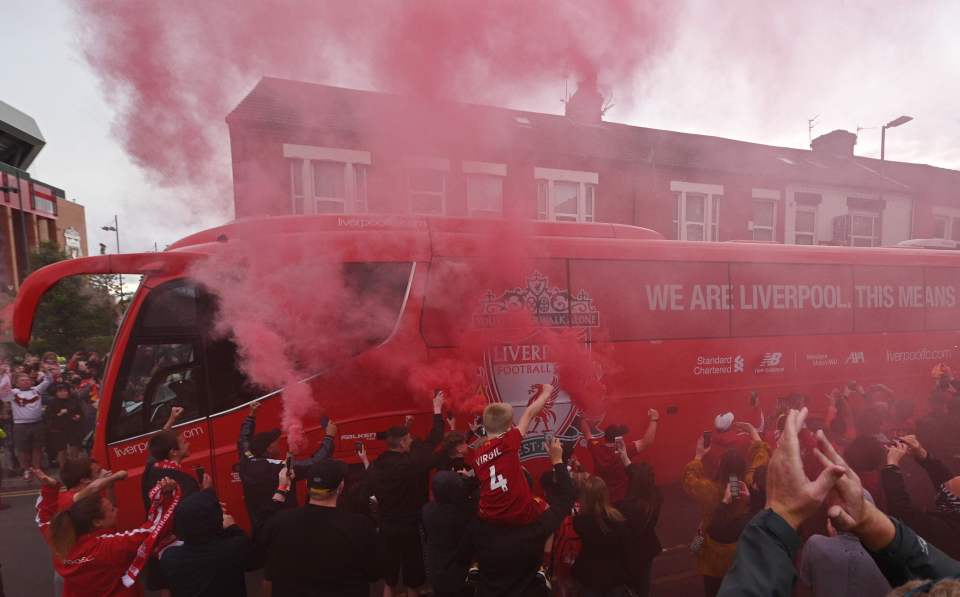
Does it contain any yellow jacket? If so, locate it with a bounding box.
[682,440,771,578]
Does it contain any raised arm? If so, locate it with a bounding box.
[634,409,660,451]
[901,435,952,489]
[238,402,259,456]
[163,406,184,432]
[292,420,337,478]
[34,370,53,395]
[518,384,553,436]
[427,391,446,446]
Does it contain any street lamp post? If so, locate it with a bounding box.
[880,115,913,162]
[0,184,29,275]
[878,115,913,241]
[101,215,124,303]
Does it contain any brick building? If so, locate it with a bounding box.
[227,77,960,246]
[0,100,88,293]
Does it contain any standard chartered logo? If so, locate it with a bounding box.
[734,355,745,373]
[695,354,745,376]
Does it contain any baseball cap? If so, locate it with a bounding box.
[249,429,281,458]
[385,426,410,440]
[307,459,348,491]
[603,424,629,442]
[715,412,735,432]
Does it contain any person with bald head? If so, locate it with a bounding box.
[882,435,960,559]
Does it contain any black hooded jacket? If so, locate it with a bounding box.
[422,471,478,592]
[368,414,445,525]
[158,489,254,597]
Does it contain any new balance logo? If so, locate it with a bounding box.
[734,355,745,373]
[760,352,782,368]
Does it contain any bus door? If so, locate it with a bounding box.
[104,281,214,522]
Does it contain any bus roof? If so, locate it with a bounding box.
[13,214,960,346]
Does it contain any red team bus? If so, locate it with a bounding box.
[12,215,960,528]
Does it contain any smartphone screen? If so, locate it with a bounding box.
[702,431,712,449]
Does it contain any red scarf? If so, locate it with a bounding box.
[122,479,181,587]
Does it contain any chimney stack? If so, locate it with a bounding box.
[565,74,604,124]
[810,129,857,157]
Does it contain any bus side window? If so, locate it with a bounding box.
[205,337,263,415]
[110,342,204,442]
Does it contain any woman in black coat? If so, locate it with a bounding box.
[616,462,663,597]
[572,476,634,597]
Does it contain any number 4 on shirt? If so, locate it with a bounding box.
[489,465,509,493]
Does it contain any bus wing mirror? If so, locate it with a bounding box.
[12,252,203,346]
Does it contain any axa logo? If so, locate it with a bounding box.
[734,355,745,373]
[845,352,865,365]
[760,352,782,368]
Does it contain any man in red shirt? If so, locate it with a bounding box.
[471,383,554,526]
[582,409,660,503]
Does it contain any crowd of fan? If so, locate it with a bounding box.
[0,351,102,498]
[14,365,960,597]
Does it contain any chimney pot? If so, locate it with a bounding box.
[811,129,857,156]
[565,75,604,124]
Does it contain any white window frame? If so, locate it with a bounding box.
[670,181,723,241]
[934,214,950,239]
[282,144,371,214]
[464,161,506,218]
[535,167,598,223]
[932,207,960,242]
[750,189,779,242]
[849,211,882,247]
[794,205,817,245]
[405,157,449,216]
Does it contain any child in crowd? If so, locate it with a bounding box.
[470,383,555,525]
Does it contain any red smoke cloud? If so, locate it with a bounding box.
[75,1,664,443]
[74,1,668,191]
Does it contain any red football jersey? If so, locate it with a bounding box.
[471,427,539,525]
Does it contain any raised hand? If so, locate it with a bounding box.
[695,434,710,460]
[885,440,908,467]
[765,408,846,530]
[898,434,927,460]
[734,421,761,442]
[249,401,261,415]
[814,428,896,549]
[547,437,563,465]
[31,468,59,487]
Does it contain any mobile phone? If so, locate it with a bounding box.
[702,431,712,449]
[320,415,330,428]
[749,391,759,406]
[615,436,626,451]
[544,432,554,446]
[355,441,364,455]
[285,453,293,473]
[729,475,740,498]
[195,466,205,485]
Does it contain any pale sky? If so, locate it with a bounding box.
[2,0,958,254]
